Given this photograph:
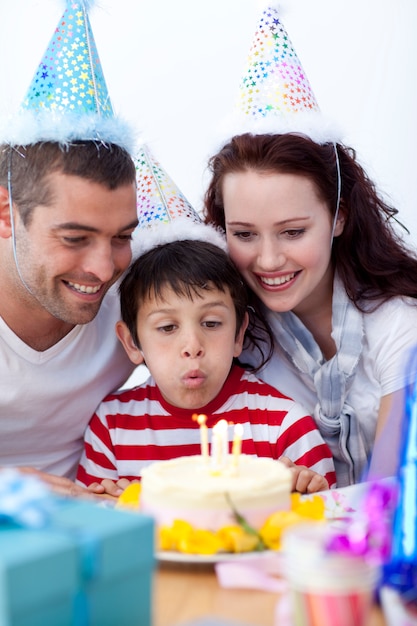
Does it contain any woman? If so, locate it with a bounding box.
[204,132,417,486]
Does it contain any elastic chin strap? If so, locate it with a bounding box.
[330,141,342,243]
[7,148,35,296]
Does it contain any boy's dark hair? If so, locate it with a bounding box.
[119,239,273,371]
[0,141,136,226]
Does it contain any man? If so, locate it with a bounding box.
[0,141,138,494]
[0,2,140,495]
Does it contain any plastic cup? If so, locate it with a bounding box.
[281,523,380,626]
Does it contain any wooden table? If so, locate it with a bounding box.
[154,561,386,626]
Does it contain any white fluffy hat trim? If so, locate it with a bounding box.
[0,110,136,152]
[217,110,343,146]
[132,218,228,259]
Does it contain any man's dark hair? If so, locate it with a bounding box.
[0,141,136,225]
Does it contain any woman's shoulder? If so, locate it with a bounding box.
[362,295,417,325]
[361,296,417,360]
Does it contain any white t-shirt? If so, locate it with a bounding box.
[0,288,135,479]
[243,297,417,478]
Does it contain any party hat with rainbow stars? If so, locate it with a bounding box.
[224,3,341,144]
[135,145,200,229]
[133,144,227,257]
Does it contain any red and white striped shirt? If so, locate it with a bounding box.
[77,365,336,488]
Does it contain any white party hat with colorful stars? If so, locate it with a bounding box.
[224,3,341,143]
[133,144,227,257]
[0,0,133,150]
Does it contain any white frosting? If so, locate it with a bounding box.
[140,454,292,530]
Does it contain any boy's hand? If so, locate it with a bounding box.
[87,477,135,498]
[278,456,329,493]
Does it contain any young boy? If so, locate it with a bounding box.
[77,226,336,494]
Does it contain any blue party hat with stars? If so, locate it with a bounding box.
[0,0,133,150]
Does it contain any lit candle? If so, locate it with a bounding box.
[192,413,209,462]
[211,419,229,472]
[232,423,244,468]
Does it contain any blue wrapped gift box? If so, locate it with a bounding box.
[0,498,154,626]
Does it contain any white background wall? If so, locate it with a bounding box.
[1,0,416,243]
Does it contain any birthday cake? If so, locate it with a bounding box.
[139,454,293,532]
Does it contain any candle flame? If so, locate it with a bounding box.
[213,418,228,432]
[192,413,207,426]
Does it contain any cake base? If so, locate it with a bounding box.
[140,454,292,531]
